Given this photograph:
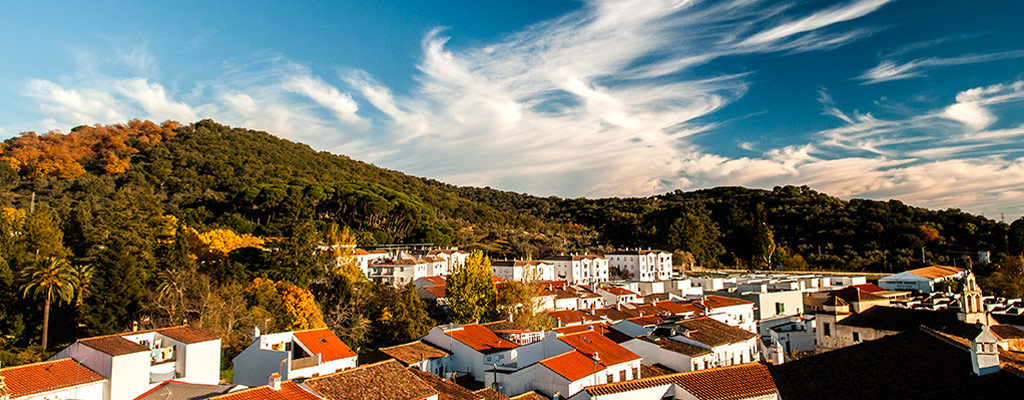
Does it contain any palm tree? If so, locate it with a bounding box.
[21,257,76,349]
[69,264,95,308]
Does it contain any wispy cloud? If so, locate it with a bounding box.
[737,0,891,47]
[859,50,1024,84]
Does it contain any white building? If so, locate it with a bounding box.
[596,286,641,307]
[878,265,965,293]
[584,363,778,400]
[49,325,221,400]
[542,255,610,286]
[354,248,391,276]
[622,317,759,373]
[606,249,673,282]
[232,327,357,387]
[375,340,454,377]
[426,249,470,276]
[697,295,758,333]
[368,258,432,286]
[422,324,522,382]
[491,260,555,282]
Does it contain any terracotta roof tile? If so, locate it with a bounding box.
[589,307,633,322]
[673,363,777,400]
[674,317,757,347]
[653,301,701,315]
[419,276,448,286]
[850,283,886,293]
[446,324,517,354]
[640,363,673,378]
[626,315,665,326]
[509,391,548,400]
[548,309,600,325]
[209,380,320,400]
[600,286,637,296]
[378,341,451,366]
[558,331,640,366]
[157,326,220,344]
[304,360,438,400]
[992,324,1024,340]
[699,295,753,309]
[905,265,964,280]
[586,363,776,400]
[78,335,149,356]
[0,359,105,398]
[553,322,609,335]
[473,388,511,400]
[293,328,357,363]
[540,350,606,381]
[407,368,478,400]
[639,336,712,357]
[422,285,447,298]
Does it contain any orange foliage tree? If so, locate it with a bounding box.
[245,278,325,331]
[0,119,179,178]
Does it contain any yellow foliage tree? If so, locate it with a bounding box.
[245,278,326,331]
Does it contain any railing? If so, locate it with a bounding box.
[150,370,177,384]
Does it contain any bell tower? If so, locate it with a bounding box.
[957,270,986,324]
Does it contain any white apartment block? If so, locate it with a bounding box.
[491,260,555,282]
[541,254,609,286]
[233,327,357,387]
[606,249,673,282]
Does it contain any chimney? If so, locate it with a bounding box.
[132,321,139,332]
[972,325,1000,376]
[268,373,282,390]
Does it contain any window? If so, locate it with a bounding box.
[853,332,860,342]
[823,323,831,337]
[775,302,785,314]
[620,370,626,381]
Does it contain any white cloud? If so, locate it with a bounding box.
[738,0,891,47]
[281,75,365,126]
[859,50,1024,84]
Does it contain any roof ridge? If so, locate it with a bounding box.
[917,325,970,351]
[0,358,77,371]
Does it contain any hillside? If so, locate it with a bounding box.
[0,119,1015,271]
[2,119,1023,360]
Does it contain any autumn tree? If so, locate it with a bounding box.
[447,250,497,324]
[245,278,326,332]
[496,281,552,331]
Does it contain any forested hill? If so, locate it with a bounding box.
[1,119,1019,275]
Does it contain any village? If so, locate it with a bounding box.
[3,246,1024,400]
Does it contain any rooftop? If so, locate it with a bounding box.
[378,341,451,366]
[0,359,105,398]
[904,265,965,280]
[206,381,320,400]
[600,286,638,296]
[674,317,757,347]
[446,324,518,354]
[293,328,357,363]
[586,363,777,400]
[639,336,712,357]
[135,380,235,400]
[558,330,640,366]
[407,367,479,400]
[539,350,606,381]
[699,295,754,309]
[303,360,438,400]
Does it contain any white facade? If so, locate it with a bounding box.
[368,259,432,286]
[7,380,107,400]
[232,328,357,387]
[50,326,221,400]
[491,260,555,282]
[428,249,470,275]
[621,338,713,373]
[606,250,673,282]
[542,255,609,286]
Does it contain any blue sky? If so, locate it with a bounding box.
[2,0,1023,218]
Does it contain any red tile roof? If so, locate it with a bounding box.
[293,328,357,362]
[304,360,437,400]
[422,285,447,298]
[378,341,451,366]
[509,391,549,400]
[474,388,511,400]
[906,265,965,280]
[540,350,606,381]
[447,324,517,354]
[548,309,600,325]
[601,286,637,296]
[552,323,606,335]
[621,304,664,317]
[699,295,753,309]
[78,335,148,356]
[850,283,886,293]
[419,276,448,286]
[407,368,478,400]
[558,331,640,367]
[674,317,757,347]
[156,326,220,344]
[586,363,777,400]
[0,359,105,398]
[654,301,702,315]
[210,380,322,400]
[626,315,665,326]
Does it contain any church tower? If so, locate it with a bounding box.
[957,270,986,324]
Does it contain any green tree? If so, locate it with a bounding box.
[496,281,552,331]
[665,207,724,266]
[371,284,434,348]
[21,257,75,349]
[751,204,777,268]
[447,250,496,324]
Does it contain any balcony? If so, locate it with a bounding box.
[151,346,176,364]
[291,356,319,371]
